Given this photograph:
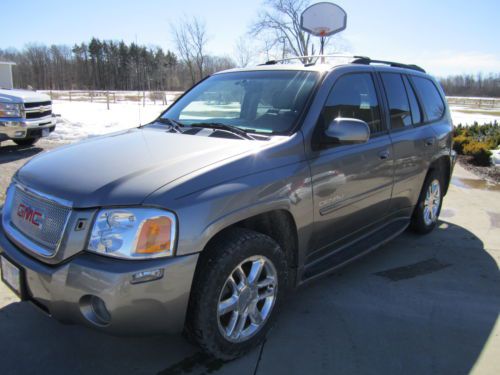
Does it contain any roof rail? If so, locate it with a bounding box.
[351,57,426,73]
[258,55,426,73]
[259,54,365,66]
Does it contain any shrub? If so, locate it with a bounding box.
[463,140,492,166]
[452,134,470,154]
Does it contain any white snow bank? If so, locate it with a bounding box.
[48,100,165,142]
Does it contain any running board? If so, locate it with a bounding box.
[302,219,410,281]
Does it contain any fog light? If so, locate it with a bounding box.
[14,131,25,137]
[79,295,111,326]
[131,269,164,284]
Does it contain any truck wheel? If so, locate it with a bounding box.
[411,169,443,234]
[185,228,288,360]
[14,138,39,147]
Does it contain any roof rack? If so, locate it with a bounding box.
[351,57,426,73]
[259,54,425,73]
[260,54,364,66]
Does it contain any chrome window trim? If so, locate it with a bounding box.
[2,183,73,259]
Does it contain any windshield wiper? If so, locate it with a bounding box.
[189,122,255,140]
[154,117,185,132]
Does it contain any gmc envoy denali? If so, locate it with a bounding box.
[0,56,455,359]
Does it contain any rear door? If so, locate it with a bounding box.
[379,71,438,214]
[308,72,394,254]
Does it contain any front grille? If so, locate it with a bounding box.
[24,101,51,108]
[10,186,71,253]
[23,101,52,120]
[26,110,52,119]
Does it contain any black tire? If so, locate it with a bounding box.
[14,138,39,147]
[185,227,288,360]
[411,169,443,234]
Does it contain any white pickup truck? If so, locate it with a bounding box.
[0,89,56,146]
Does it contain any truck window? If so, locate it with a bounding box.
[402,75,422,125]
[381,73,412,129]
[411,76,445,122]
[322,73,382,133]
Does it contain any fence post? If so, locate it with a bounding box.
[143,91,146,107]
[106,91,110,110]
[69,91,72,102]
[113,92,116,103]
[163,92,166,106]
[90,90,93,103]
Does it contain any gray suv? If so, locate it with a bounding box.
[0,56,456,360]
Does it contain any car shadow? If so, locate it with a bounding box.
[0,220,498,374]
[0,144,44,164]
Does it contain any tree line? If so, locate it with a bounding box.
[0,38,235,91]
[439,73,500,98]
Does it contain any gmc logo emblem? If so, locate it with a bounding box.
[17,203,44,229]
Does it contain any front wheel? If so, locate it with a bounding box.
[411,170,443,234]
[14,138,39,147]
[185,228,288,360]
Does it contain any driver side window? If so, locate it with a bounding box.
[321,73,382,134]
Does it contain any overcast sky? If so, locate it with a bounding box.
[1,0,499,76]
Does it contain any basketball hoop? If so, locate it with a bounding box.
[300,2,347,57]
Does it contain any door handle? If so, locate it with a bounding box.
[425,137,435,146]
[379,150,390,160]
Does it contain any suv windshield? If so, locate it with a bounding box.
[159,70,319,134]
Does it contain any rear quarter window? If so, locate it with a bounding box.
[411,76,445,122]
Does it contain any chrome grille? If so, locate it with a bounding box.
[23,101,52,119]
[9,186,71,252]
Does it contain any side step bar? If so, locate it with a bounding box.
[302,218,410,282]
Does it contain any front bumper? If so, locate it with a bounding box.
[0,116,56,140]
[0,218,198,335]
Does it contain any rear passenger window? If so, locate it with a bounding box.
[322,73,382,134]
[381,73,412,129]
[403,76,422,125]
[411,76,445,122]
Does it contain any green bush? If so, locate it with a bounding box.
[452,134,470,154]
[463,140,492,166]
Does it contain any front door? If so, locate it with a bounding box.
[308,72,393,255]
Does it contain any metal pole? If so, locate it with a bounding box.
[320,37,325,63]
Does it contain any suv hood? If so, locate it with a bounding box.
[16,127,263,207]
[0,89,51,104]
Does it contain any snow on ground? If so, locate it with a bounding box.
[47,99,499,143]
[449,106,499,126]
[48,100,165,142]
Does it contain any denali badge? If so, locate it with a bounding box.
[17,203,44,229]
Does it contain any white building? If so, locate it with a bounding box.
[0,61,16,89]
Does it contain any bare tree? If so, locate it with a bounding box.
[171,17,209,85]
[234,36,253,67]
[251,0,315,59]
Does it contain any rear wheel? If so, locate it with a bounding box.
[411,169,443,234]
[185,228,287,360]
[14,138,39,147]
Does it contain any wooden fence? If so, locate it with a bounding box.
[446,97,500,110]
[41,90,184,109]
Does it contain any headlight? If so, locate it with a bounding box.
[88,208,176,259]
[0,102,24,118]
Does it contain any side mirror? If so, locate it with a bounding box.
[324,118,370,145]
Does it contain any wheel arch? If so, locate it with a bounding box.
[199,209,300,286]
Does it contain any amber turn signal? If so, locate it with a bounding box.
[135,217,172,254]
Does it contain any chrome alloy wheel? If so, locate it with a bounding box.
[423,179,441,226]
[217,255,278,343]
